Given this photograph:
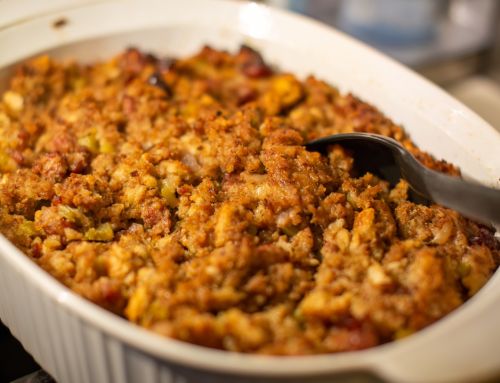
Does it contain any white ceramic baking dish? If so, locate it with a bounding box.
[1,1,500,382]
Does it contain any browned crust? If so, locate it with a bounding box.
[0,46,496,355]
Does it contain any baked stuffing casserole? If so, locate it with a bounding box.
[0,46,497,354]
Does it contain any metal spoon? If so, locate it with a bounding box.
[305,133,500,226]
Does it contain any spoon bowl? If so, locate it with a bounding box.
[305,133,500,226]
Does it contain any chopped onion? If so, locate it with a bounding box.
[181,153,201,172]
[247,173,267,183]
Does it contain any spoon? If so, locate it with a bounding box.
[304,133,500,226]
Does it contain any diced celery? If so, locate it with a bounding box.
[173,219,184,231]
[100,140,116,154]
[394,329,415,340]
[85,222,114,241]
[250,116,259,129]
[346,191,357,209]
[17,221,40,236]
[282,226,300,237]
[457,262,471,277]
[71,77,87,91]
[58,205,80,223]
[0,153,10,166]
[78,135,99,154]
[161,179,179,208]
[146,300,169,321]
[293,307,303,321]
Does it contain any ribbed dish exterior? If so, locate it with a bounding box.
[0,253,188,383]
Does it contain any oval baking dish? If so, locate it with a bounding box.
[1,1,500,382]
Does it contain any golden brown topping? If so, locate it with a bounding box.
[0,46,496,355]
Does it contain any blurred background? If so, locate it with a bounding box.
[263,0,500,131]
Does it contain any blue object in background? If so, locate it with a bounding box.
[338,0,438,46]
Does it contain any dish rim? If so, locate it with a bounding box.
[1,1,500,382]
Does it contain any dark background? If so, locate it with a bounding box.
[0,321,41,383]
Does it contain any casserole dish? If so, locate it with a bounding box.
[1,0,500,382]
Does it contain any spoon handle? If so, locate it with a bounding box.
[305,133,500,227]
[399,154,500,227]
